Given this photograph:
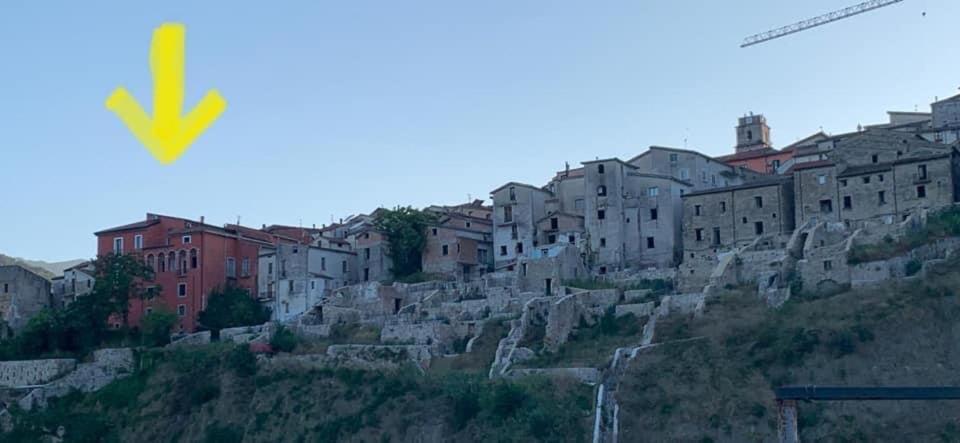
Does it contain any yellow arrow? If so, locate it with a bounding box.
[106,23,226,165]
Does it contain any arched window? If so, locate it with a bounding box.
[158,253,166,272]
[597,185,607,196]
[168,252,175,271]
[178,250,187,272]
[190,249,198,269]
[146,254,155,270]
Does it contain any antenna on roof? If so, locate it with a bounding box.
[467,193,472,202]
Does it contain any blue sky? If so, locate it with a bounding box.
[1,0,957,261]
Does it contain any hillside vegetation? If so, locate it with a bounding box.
[3,325,592,443]
[618,259,960,442]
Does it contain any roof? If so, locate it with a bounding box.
[683,177,792,198]
[94,218,161,235]
[933,93,960,104]
[788,159,835,173]
[490,181,551,195]
[781,132,829,151]
[715,147,788,162]
[628,145,730,167]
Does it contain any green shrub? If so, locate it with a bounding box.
[270,325,298,353]
[228,344,258,377]
[203,423,242,443]
[140,309,177,347]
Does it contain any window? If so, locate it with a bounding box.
[695,228,703,242]
[364,248,371,260]
[669,153,678,162]
[177,283,187,298]
[918,164,928,180]
[177,304,186,316]
[840,179,848,187]
[597,185,607,196]
[182,235,191,244]
[843,196,852,210]
[823,260,833,271]
[521,263,528,276]
[190,249,198,268]
[650,208,658,220]
[147,254,155,270]
[342,261,348,273]
[548,234,557,244]
[712,227,721,246]
[711,175,716,185]
[568,235,575,243]
[574,199,585,210]
[817,175,826,185]
[113,237,123,254]
[134,235,143,250]
[178,250,187,273]
[168,252,175,271]
[508,186,516,201]
[720,201,726,213]
[321,257,326,271]
[226,257,236,278]
[466,222,471,228]
[598,164,605,174]
[878,191,886,205]
[431,228,437,236]
[242,258,250,277]
[500,246,508,256]
[158,255,166,272]
[701,171,707,183]
[597,210,606,220]
[442,245,449,256]
[648,187,659,197]
[679,168,690,180]
[772,159,781,169]
[694,205,702,216]
[268,262,274,274]
[754,196,763,208]
[917,185,926,198]
[311,281,315,290]
[516,242,524,254]
[754,221,764,235]
[878,174,884,182]
[599,238,606,248]
[820,199,833,213]
[503,205,513,222]
[511,225,518,240]
[862,176,870,184]
[2,283,7,293]
[742,217,748,224]
[871,154,878,164]
[550,218,558,229]
[599,266,607,275]
[646,237,655,249]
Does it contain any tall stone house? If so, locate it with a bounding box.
[94,213,272,333]
[492,145,759,274]
[0,265,52,338]
[257,242,357,322]
[50,261,95,308]
[422,200,494,281]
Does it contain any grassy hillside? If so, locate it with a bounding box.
[0,254,85,279]
[3,324,592,443]
[617,259,960,442]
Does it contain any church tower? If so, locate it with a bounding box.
[735,113,772,152]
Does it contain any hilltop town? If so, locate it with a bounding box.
[2,91,960,441]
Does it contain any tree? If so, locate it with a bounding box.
[90,253,156,329]
[141,309,178,347]
[374,206,437,279]
[197,285,270,338]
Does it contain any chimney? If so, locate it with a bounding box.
[312,224,316,229]
[200,216,205,224]
[262,224,266,229]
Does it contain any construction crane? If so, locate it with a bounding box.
[741,0,904,48]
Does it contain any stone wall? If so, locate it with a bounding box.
[0,359,76,388]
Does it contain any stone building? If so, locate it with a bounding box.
[422,200,494,281]
[793,130,959,228]
[682,177,795,260]
[50,261,95,308]
[257,242,357,322]
[345,212,393,283]
[0,265,52,338]
[491,182,551,271]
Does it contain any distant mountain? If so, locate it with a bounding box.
[0,254,86,280]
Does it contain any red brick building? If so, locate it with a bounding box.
[95,213,273,333]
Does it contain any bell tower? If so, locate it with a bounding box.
[735,113,772,152]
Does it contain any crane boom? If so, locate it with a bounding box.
[741,0,904,48]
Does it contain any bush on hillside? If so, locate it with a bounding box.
[141,309,177,347]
